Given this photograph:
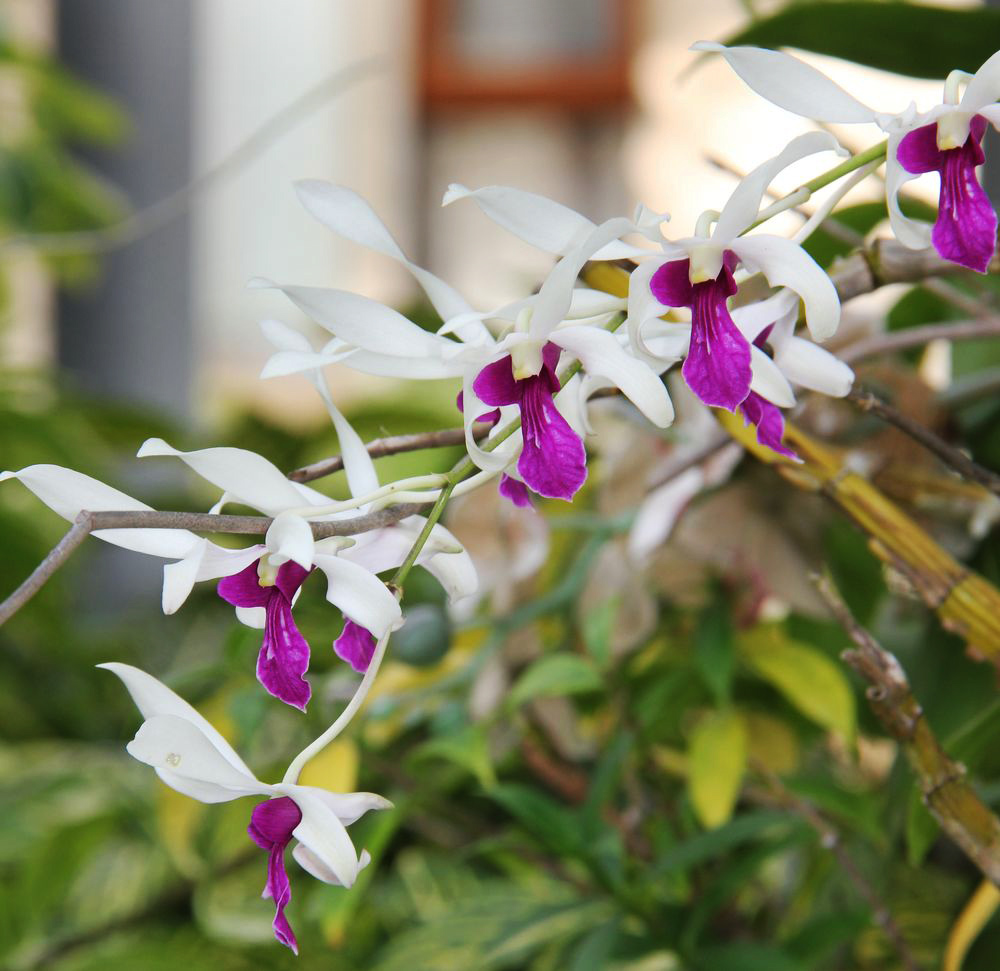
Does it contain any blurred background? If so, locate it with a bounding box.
[5,1,1000,969]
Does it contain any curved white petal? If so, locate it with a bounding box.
[692,42,879,124]
[730,235,840,341]
[443,183,648,259]
[98,662,256,776]
[628,467,704,561]
[137,439,308,516]
[295,181,480,332]
[259,318,313,353]
[885,131,933,250]
[0,465,199,559]
[714,131,845,242]
[731,289,799,343]
[253,279,452,358]
[265,512,315,569]
[161,540,264,615]
[311,554,402,636]
[278,785,364,887]
[961,50,1000,114]
[322,401,379,498]
[978,103,1000,132]
[774,336,854,396]
[530,217,637,340]
[126,714,267,802]
[294,786,393,826]
[460,369,522,474]
[551,325,674,427]
[236,605,267,629]
[750,346,796,407]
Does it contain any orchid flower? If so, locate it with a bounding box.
[258,181,673,502]
[625,132,843,417]
[137,420,475,708]
[100,662,390,953]
[696,41,1000,273]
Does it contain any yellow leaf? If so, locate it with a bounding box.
[741,626,856,743]
[744,711,801,775]
[944,879,1000,971]
[688,709,747,829]
[299,738,359,793]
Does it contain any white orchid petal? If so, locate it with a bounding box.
[300,787,393,826]
[0,465,199,559]
[692,42,879,124]
[714,132,845,242]
[277,785,363,887]
[531,218,636,339]
[730,235,840,341]
[750,346,796,407]
[323,401,379,498]
[551,325,674,427]
[259,318,313,353]
[98,662,256,776]
[258,280,450,359]
[731,289,800,343]
[312,554,401,636]
[885,132,934,250]
[567,288,627,317]
[265,513,315,569]
[236,605,267,629]
[161,541,264,615]
[296,181,476,327]
[775,337,855,396]
[961,51,1000,113]
[978,103,1000,131]
[628,467,704,561]
[443,183,647,259]
[126,714,267,801]
[137,439,308,516]
[460,370,521,473]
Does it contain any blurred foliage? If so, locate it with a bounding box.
[0,31,127,300]
[5,1,1000,969]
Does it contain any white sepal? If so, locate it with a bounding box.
[750,345,796,407]
[0,465,197,559]
[884,131,933,250]
[692,42,879,124]
[311,553,402,636]
[443,183,649,260]
[161,541,264,615]
[550,325,674,428]
[138,439,308,517]
[276,784,365,887]
[729,235,840,341]
[99,662,255,773]
[713,131,845,242]
[265,512,315,570]
[774,336,855,397]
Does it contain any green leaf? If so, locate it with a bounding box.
[694,596,734,705]
[694,942,807,971]
[490,785,583,857]
[687,709,747,829]
[415,725,496,789]
[508,655,603,708]
[582,596,619,668]
[740,626,856,742]
[723,2,1000,80]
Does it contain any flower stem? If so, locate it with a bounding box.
[282,627,393,784]
[748,139,888,231]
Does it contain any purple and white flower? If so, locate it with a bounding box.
[696,41,1000,272]
[259,182,674,502]
[100,662,390,954]
[625,132,844,412]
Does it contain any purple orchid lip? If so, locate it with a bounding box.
[739,391,798,461]
[498,473,533,508]
[650,254,752,411]
[218,559,313,711]
[897,115,997,274]
[248,796,303,954]
[472,342,587,501]
[334,618,377,673]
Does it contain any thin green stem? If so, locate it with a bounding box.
[748,139,888,232]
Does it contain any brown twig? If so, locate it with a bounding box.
[0,503,425,626]
[840,318,1000,363]
[289,423,492,483]
[847,385,1000,495]
[753,766,920,971]
[814,574,1000,888]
